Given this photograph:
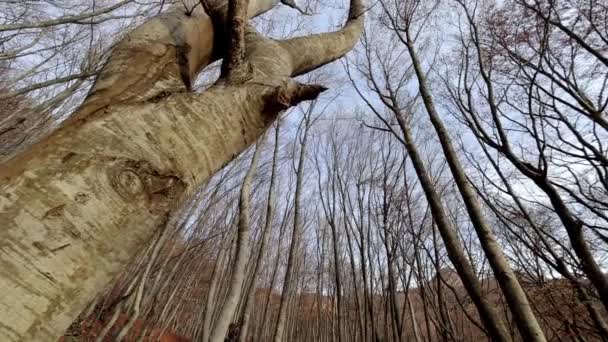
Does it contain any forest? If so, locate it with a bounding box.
[0,0,607,341]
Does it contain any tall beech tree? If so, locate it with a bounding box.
[376,0,545,340]
[0,0,364,340]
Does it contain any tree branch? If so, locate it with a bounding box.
[281,0,365,76]
[221,0,252,82]
[0,0,134,32]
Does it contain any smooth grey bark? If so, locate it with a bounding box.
[207,139,262,342]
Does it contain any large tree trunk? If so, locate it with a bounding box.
[0,0,364,339]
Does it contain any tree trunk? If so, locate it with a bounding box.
[238,121,280,342]
[203,233,234,342]
[207,134,261,342]
[272,111,312,342]
[404,29,546,342]
[395,115,512,342]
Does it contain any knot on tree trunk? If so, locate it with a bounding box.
[109,159,186,210]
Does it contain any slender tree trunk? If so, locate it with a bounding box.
[207,136,262,342]
[403,29,546,342]
[95,271,141,342]
[394,115,512,342]
[456,0,608,316]
[479,142,608,339]
[433,225,453,341]
[116,227,168,341]
[256,195,292,342]
[408,293,422,342]
[329,220,343,342]
[237,122,280,342]
[203,234,233,342]
[272,111,312,342]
